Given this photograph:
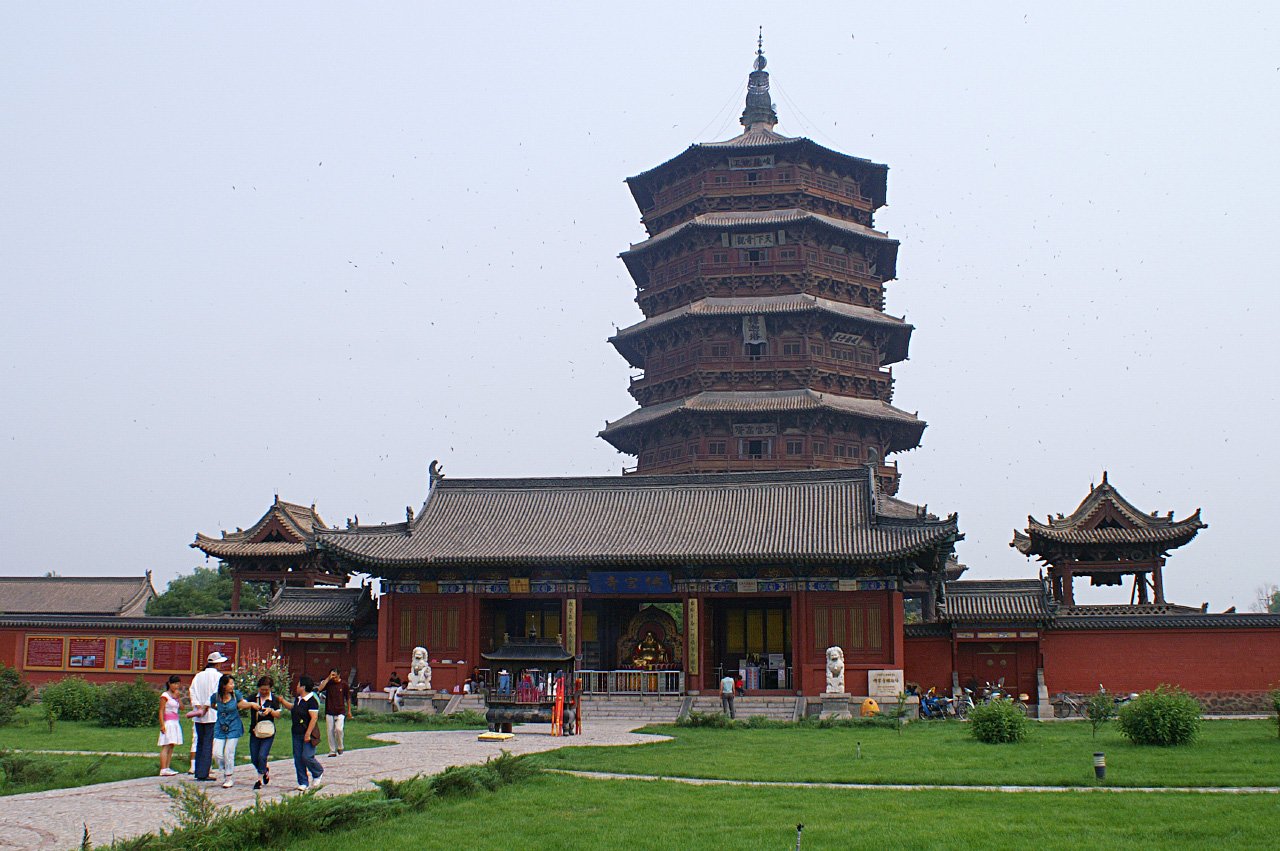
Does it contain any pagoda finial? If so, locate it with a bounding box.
[741,28,778,129]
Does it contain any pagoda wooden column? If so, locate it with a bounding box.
[1153,564,1165,605]
[1136,573,1150,605]
[1061,569,1075,607]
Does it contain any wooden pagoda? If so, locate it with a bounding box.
[1011,473,1207,607]
[599,39,924,495]
[192,496,349,611]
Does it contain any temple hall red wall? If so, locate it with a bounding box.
[903,636,952,693]
[1041,628,1280,695]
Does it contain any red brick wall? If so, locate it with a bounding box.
[903,636,953,693]
[0,627,277,688]
[1042,628,1280,695]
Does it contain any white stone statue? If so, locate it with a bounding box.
[825,646,845,694]
[406,646,433,691]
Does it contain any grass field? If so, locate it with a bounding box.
[535,719,1280,788]
[0,752,156,797]
[0,705,486,792]
[272,772,1280,851]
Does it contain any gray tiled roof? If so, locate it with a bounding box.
[599,390,924,451]
[318,468,959,570]
[622,209,894,257]
[193,498,328,559]
[940,579,1055,624]
[0,576,155,617]
[1053,611,1280,630]
[262,587,374,626]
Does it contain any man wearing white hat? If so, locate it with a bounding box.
[189,651,227,781]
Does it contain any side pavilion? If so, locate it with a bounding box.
[317,467,960,697]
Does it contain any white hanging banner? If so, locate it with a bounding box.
[742,315,767,345]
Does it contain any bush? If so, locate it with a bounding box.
[234,649,291,698]
[99,678,158,728]
[967,697,1029,744]
[41,676,104,722]
[1086,690,1116,739]
[1116,685,1201,746]
[0,665,31,726]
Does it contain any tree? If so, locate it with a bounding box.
[1251,584,1280,614]
[146,564,269,616]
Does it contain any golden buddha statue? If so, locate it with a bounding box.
[631,630,670,670]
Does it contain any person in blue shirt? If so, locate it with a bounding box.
[212,673,259,788]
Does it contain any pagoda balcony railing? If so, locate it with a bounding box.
[578,670,685,696]
[648,173,873,221]
[642,261,884,297]
[633,358,892,390]
[624,458,900,477]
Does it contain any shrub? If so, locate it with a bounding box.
[99,678,158,728]
[0,665,31,726]
[234,649,291,698]
[1086,690,1116,739]
[41,676,104,722]
[967,696,1029,744]
[1116,685,1202,746]
[677,710,743,728]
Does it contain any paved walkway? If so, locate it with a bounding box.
[556,769,1280,795]
[0,724,668,851]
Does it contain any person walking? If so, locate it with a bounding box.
[248,675,282,790]
[188,651,227,781]
[720,672,736,719]
[212,673,256,788]
[319,667,352,757]
[156,675,183,776]
[282,675,323,791]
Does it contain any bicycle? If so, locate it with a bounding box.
[1052,692,1086,718]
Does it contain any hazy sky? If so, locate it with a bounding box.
[2,3,1277,610]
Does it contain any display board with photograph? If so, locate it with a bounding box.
[67,637,107,670]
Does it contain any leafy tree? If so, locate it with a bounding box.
[146,564,269,616]
[1251,584,1280,614]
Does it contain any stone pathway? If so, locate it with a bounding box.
[0,723,668,851]
[555,769,1280,794]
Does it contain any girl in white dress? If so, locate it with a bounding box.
[157,675,184,776]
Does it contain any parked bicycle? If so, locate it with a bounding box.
[1052,692,1086,718]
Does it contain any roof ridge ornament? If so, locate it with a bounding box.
[740,27,779,130]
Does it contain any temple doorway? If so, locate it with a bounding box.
[708,598,792,691]
[580,600,683,671]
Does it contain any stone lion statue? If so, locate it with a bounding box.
[825,646,845,694]
[406,646,432,691]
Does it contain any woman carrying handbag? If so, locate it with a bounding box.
[248,675,282,790]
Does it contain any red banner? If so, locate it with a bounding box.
[25,636,65,670]
[67,637,107,670]
[153,638,194,673]
[196,639,238,672]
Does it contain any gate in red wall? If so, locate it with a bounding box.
[955,640,1038,701]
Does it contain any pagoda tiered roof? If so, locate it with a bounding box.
[317,468,959,571]
[609,294,913,367]
[620,209,898,280]
[626,130,889,211]
[599,389,925,451]
[1011,472,1206,559]
[192,497,327,559]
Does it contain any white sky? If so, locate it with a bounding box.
[2,3,1277,610]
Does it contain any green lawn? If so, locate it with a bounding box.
[0,706,481,767]
[0,752,156,797]
[535,719,1280,788]
[275,773,1280,851]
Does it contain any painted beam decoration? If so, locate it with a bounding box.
[588,571,673,594]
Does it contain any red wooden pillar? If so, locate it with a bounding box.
[793,585,808,695]
[890,589,905,670]
[376,588,392,689]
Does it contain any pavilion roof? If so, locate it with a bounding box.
[939,579,1056,624]
[1011,472,1206,557]
[599,389,925,453]
[317,468,959,571]
[261,586,374,626]
[609,294,912,367]
[0,575,155,617]
[193,497,328,559]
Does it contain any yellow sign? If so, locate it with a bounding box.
[509,578,530,593]
[566,599,577,652]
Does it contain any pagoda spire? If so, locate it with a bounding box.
[740,28,778,129]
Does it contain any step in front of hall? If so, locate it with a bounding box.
[578,696,800,723]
